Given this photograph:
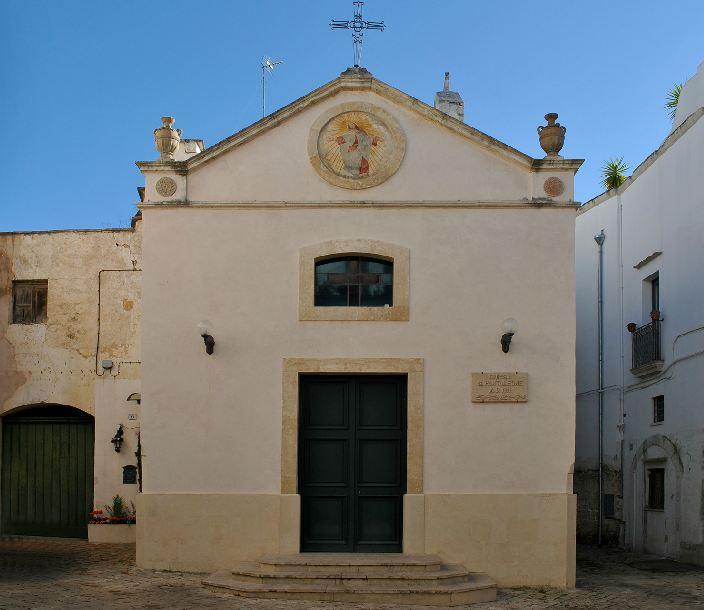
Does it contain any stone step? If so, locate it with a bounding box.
[203,553,498,607]
[232,561,471,586]
[203,571,497,606]
[256,552,444,574]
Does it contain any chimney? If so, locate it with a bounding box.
[434,72,464,122]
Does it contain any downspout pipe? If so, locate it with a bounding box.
[594,229,606,546]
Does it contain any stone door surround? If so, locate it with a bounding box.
[281,358,423,495]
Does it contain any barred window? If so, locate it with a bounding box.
[653,395,664,424]
[12,280,47,324]
[315,256,393,307]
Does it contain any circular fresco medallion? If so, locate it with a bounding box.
[308,103,405,189]
[155,176,177,197]
[543,176,565,198]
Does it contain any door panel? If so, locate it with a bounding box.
[299,376,406,552]
[356,496,401,545]
[2,410,94,538]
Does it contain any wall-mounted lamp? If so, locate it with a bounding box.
[126,392,141,405]
[197,320,215,355]
[500,318,518,353]
[111,424,124,452]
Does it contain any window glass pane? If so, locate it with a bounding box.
[360,259,392,274]
[314,256,393,308]
[316,260,348,275]
[647,468,665,510]
[34,285,47,323]
[360,281,393,307]
[653,395,664,423]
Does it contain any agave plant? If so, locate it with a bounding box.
[665,83,683,121]
[601,157,629,191]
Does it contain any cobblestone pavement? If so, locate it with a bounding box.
[1,538,704,609]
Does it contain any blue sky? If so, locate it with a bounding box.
[1,0,702,231]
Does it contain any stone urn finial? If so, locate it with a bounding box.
[537,113,566,158]
[154,116,181,162]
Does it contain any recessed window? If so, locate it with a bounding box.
[12,280,48,324]
[314,256,393,307]
[603,493,615,518]
[653,395,664,423]
[647,467,665,510]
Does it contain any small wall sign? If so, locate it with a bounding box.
[471,372,528,403]
[127,414,137,421]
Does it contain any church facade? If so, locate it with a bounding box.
[1,67,581,589]
[136,68,581,587]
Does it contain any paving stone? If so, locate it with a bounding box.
[1,538,704,608]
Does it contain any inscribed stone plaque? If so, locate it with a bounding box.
[471,372,528,403]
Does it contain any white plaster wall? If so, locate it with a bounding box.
[184,90,532,203]
[94,378,141,511]
[141,205,576,496]
[673,60,704,130]
[576,111,704,558]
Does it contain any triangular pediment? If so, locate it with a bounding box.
[138,69,582,204]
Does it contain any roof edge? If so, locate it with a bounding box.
[135,69,582,174]
[579,106,704,214]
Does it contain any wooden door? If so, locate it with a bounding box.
[299,376,406,552]
[1,406,94,538]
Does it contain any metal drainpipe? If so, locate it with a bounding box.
[594,229,606,546]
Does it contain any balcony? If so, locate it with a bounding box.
[629,319,664,377]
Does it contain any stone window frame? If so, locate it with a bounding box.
[281,358,423,496]
[299,239,410,321]
[11,280,48,324]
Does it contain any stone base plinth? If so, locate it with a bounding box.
[88,523,137,544]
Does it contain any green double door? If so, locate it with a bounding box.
[299,375,407,552]
[1,406,94,538]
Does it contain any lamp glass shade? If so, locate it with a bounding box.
[501,317,518,334]
[197,320,212,337]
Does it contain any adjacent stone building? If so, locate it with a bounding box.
[1,68,582,598]
[0,223,142,537]
[575,60,704,563]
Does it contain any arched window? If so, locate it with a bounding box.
[315,256,393,307]
[299,239,409,321]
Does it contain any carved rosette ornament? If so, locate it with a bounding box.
[308,103,405,189]
[155,176,177,197]
[537,113,566,158]
[154,116,182,161]
[543,177,565,198]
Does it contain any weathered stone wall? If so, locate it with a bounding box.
[0,225,142,415]
[574,467,623,545]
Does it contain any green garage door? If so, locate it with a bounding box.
[1,405,94,538]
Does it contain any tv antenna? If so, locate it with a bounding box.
[261,55,283,118]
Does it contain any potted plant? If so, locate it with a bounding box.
[601,158,629,191]
[88,495,136,544]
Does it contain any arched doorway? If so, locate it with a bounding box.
[1,405,94,538]
[629,434,683,557]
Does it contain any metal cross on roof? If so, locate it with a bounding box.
[330,1,385,68]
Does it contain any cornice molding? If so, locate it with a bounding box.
[138,200,580,211]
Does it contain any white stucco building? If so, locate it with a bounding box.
[135,67,582,600]
[575,61,704,563]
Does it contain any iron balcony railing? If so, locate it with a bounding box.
[631,320,662,369]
